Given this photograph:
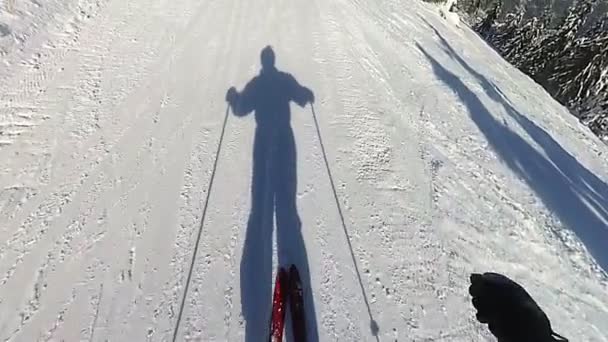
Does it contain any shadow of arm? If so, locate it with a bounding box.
[287,73,314,107]
[227,78,257,117]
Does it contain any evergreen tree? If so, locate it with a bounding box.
[551,16,608,107]
[473,0,608,140]
[476,2,500,38]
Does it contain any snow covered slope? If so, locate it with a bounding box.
[1,0,607,341]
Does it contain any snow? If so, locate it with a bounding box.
[0,0,607,341]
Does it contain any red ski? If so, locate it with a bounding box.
[269,267,288,342]
[289,265,307,342]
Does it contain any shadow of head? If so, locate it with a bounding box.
[261,45,276,72]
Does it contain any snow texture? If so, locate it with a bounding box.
[0,0,607,341]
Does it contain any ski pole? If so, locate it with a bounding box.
[172,104,230,342]
[310,104,380,340]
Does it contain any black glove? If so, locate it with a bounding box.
[469,273,568,342]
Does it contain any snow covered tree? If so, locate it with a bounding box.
[539,0,595,87]
[486,7,523,53]
[551,16,608,106]
[516,6,555,77]
[566,17,608,139]
[475,2,501,38]
[473,0,608,141]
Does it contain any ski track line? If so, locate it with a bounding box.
[0,0,214,290]
[73,59,199,340]
[52,2,226,337]
[122,7,231,341]
[0,83,168,301]
[176,0,361,340]
[175,0,253,340]
[289,1,374,340]
[90,101,197,342]
[269,3,342,341]
[0,2,164,235]
[0,0,129,163]
[314,1,465,339]
[358,7,481,338]
[0,0,204,217]
[0,39,183,232]
[1,78,190,341]
[178,0,323,340]
[0,0,221,340]
[111,104,197,341]
[319,1,397,337]
[261,1,381,339]
[1,7,220,331]
[0,0,108,113]
[3,0,607,341]
[0,0,189,151]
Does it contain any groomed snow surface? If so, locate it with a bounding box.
[1,0,607,341]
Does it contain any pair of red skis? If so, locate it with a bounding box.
[269,265,306,342]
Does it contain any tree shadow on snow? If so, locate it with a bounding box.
[416,25,608,274]
[226,46,319,342]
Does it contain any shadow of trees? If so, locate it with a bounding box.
[416,26,608,273]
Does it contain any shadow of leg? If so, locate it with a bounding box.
[275,130,319,342]
[242,132,274,342]
[278,224,319,342]
[241,213,273,341]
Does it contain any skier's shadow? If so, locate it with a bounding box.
[227,46,319,342]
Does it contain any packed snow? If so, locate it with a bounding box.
[0,0,607,341]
